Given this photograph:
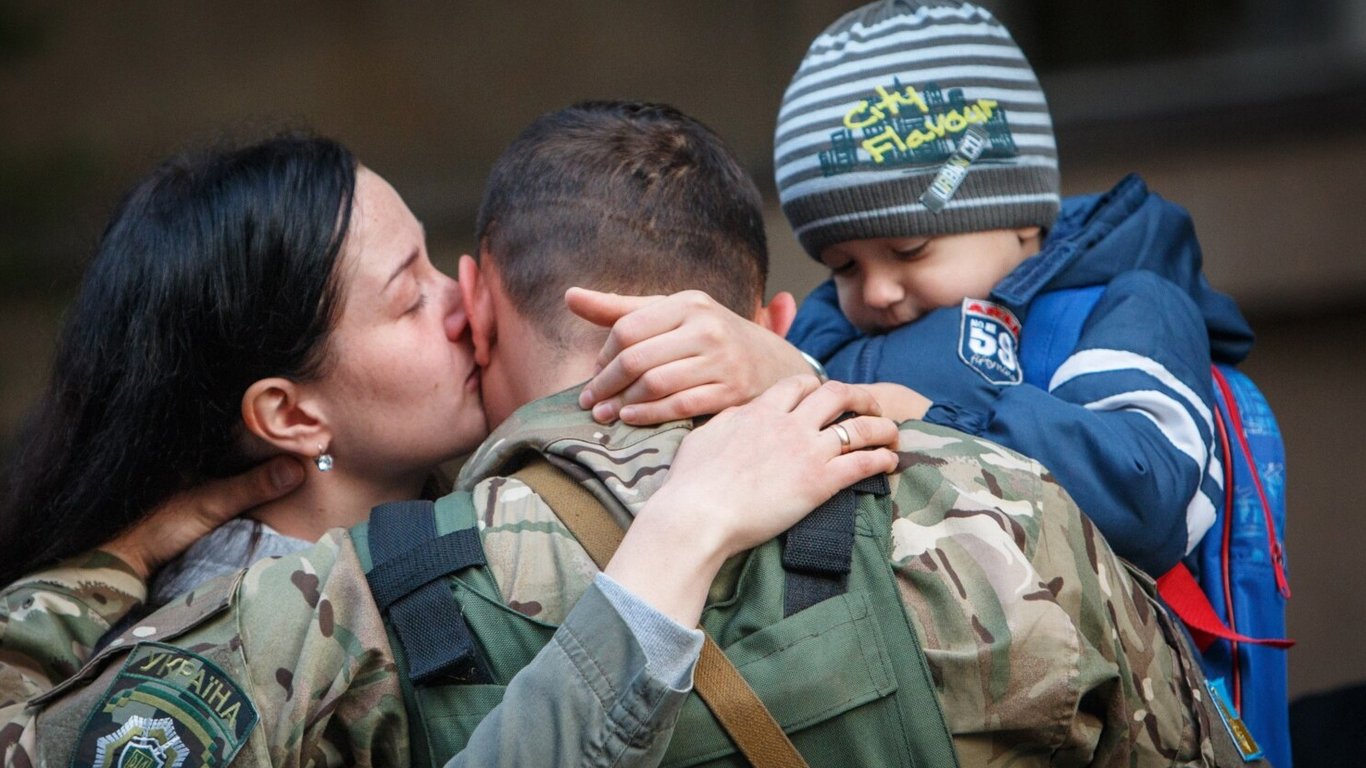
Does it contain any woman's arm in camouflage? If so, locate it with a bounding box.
[0,458,304,709]
[0,551,147,708]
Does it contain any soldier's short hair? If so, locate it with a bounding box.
[476,101,768,345]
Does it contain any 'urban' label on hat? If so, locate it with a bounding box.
[958,298,1022,386]
[72,642,258,768]
[920,126,988,213]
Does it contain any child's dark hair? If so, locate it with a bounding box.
[475,100,768,345]
[0,134,357,584]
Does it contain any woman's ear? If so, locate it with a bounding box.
[241,378,332,459]
[458,253,495,367]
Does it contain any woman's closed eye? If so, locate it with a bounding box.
[406,289,428,315]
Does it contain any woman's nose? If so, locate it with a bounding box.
[439,276,468,341]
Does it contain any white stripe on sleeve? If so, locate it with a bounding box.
[1050,349,1213,432]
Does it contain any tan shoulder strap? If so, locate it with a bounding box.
[512,457,809,768]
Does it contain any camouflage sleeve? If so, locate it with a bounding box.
[473,476,600,624]
[0,530,410,767]
[230,529,410,766]
[0,550,146,708]
[888,421,1213,767]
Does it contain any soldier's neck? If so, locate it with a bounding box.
[484,318,605,430]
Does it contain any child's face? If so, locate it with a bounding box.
[820,227,1040,333]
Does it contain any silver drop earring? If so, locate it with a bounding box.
[314,444,334,472]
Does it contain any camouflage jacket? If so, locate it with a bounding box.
[3,386,1241,766]
[459,388,1227,767]
[0,527,691,766]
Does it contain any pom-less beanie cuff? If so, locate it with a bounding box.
[784,162,1060,257]
[775,0,1061,259]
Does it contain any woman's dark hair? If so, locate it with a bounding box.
[0,135,357,585]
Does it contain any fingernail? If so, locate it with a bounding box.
[619,405,637,423]
[579,388,594,409]
[593,401,617,423]
[272,459,304,490]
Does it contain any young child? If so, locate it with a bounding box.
[776,0,1255,577]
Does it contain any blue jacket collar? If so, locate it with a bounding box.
[992,173,1253,362]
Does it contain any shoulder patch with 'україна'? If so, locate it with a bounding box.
[958,298,1023,386]
[71,642,258,768]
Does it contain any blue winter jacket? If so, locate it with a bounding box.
[789,174,1254,575]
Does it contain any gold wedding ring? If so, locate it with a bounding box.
[831,422,852,454]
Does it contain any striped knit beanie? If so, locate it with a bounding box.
[775,0,1060,259]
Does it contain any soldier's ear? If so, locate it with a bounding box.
[241,378,332,461]
[755,291,797,337]
[458,253,495,368]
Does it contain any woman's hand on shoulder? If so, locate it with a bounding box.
[659,376,900,555]
[606,377,898,625]
[101,456,305,579]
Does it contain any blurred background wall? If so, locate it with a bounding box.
[1,0,1363,717]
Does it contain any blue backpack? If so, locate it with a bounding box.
[1020,285,1293,768]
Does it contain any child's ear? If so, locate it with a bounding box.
[241,378,332,461]
[756,291,798,337]
[458,253,495,367]
[1016,226,1044,252]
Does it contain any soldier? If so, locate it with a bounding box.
[2,102,1253,767]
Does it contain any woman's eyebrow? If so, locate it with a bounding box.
[384,248,420,291]
[383,222,426,290]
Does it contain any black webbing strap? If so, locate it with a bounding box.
[782,474,889,617]
[366,500,490,684]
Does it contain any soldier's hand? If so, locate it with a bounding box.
[101,456,305,579]
[567,287,811,425]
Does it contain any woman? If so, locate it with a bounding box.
[0,135,500,602]
[1,137,387,593]
[0,134,897,764]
